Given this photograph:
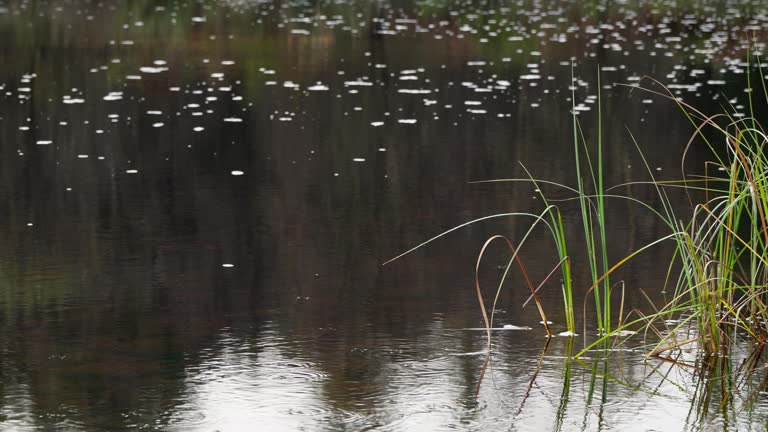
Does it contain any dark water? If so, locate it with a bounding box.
[1,0,768,430]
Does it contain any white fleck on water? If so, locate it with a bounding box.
[307,84,329,91]
[397,119,417,124]
[223,117,243,122]
[103,92,123,101]
[398,89,431,94]
[193,127,204,132]
[222,264,234,268]
[152,123,164,128]
[125,169,138,174]
[140,67,167,74]
[370,121,384,127]
[231,170,245,176]
[353,158,366,162]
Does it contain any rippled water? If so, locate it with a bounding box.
[2,0,768,430]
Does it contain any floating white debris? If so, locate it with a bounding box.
[353,158,366,162]
[231,170,244,176]
[36,140,52,145]
[291,29,310,35]
[63,97,85,104]
[152,123,164,128]
[221,60,235,66]
[126,75,142,80]
[464,101,482,105]
[398,89,431,94]
[223,117,243,122]
[397,119,417,124]
[125,169,138,174]
[146,110,162,115]
[558,331,578,337]
[344,80,373,87]
[502,324,530,330]
[103,92,123,101]
[307,84,329,91]
[222,264,234,268]
[140,67,167,74]
[193,126,204,132]
[191,16,206,22]
[467,109,487,114]
[77,154,89,159]
[371,121,384,127]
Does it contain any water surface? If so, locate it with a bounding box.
[1,0,767,430]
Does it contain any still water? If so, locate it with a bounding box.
[1,0,768,430]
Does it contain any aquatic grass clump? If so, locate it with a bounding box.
[385,59,768,364]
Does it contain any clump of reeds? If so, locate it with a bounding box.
[386,58,768,361]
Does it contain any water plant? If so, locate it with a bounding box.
[386,55,768,368]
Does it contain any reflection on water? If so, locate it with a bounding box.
[1,0,768,429]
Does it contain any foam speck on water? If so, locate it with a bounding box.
[103,92,123,101]
[125,169,138,174]
[140,66,167,74]
[231,170,244,176]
